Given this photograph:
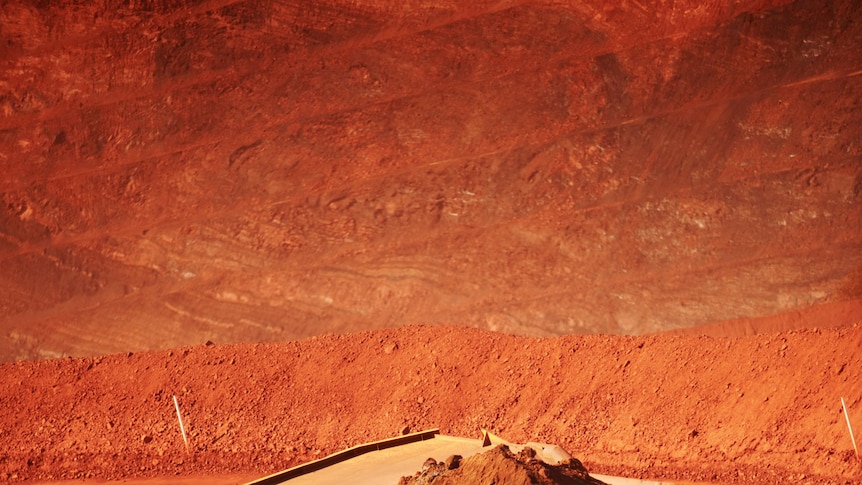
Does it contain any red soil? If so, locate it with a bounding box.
[1,324,860,484]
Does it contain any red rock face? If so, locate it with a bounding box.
[1,0,861,361]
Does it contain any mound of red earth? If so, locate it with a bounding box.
[398,445,606,485]
[1,324,860,484]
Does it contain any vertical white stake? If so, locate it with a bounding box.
[841,397,859,458]
[174,395,190,453]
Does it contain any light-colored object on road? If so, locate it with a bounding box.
[481,428,574,465]
[841,397,859,458]
[173,395,190,453]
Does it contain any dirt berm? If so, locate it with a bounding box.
[1,325,860,484]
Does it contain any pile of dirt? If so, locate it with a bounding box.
[398,445,606,485]
[1,324,860,484]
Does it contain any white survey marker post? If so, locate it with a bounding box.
[841,397,859,458]
[174,395,190,453]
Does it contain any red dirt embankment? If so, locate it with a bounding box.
[1,325,860,484]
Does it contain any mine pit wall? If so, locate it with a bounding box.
[1,0,861,361]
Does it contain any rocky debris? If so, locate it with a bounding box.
[398,445,607,485]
